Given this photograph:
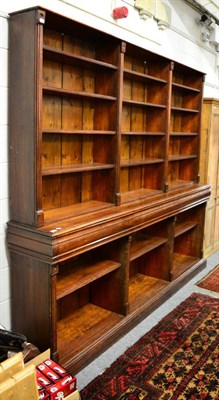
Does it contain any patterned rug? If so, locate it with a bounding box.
[196,264,219,294]
[80,293,219,399]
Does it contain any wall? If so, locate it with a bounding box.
[0,11,9,329]
[0,0,218,330]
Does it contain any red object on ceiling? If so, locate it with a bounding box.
[113,7,129,19]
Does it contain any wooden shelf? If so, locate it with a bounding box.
[44,201,114,223]
[130,236,167,261]
[168,180,195,190]
[43,86,117,101]
[170,132,198,136]
[42,163,115,176]
[172,82,200,93]
[123,99,166,108]
[129,274,169,313]
[121,158,164,167]
[42,129,116,135]
[57,259,121,299]
[168,154,197,161]
[123,68,167,84]
[57,303,124,365]
[122,131,166,136]
[43,45,118,71]
[171,106,199,113]
[172,253,200,280]
[120,188,163,203]
[174,221,198,238]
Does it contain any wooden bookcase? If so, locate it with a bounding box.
[8,7,210,374]
[200,98,219,256]
[169,63,203,190]
[120,43,170,202]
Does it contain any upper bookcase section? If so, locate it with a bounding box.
[9,7,205,227]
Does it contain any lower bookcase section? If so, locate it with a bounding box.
[52,204,206,371]
[8,189,209,375]
[56,256,206,374]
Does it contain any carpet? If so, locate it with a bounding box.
[196,264,219,294]
[80,293,219,399]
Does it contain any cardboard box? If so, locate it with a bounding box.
[0,352,24,380]
[0,363,38,400]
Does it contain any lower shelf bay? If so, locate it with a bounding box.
[57,274,169,369]
[55,250,205,373]
[172,253,200,279]
[129,274,169,313]
[57,303,124,367]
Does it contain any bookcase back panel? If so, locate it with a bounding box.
[167,158,199,186]
[42,96,62,129]
[169,136,198,156]
[43,60,62,87]
[42,169,115,210]
[123,80,167,105]
[172,90,200,110]
[42,133,62,167]
[170,112,199,133]
[44,29,63,48]
[122,107,167,133]
[42,174,80,209]
[172,70,203,90]
[137,247,170,280]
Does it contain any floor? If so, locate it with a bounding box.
[77,250,219,391]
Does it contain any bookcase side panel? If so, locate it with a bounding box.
[9,9,43,226]
[10,251,51,352]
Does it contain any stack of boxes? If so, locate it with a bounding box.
[36,359,77,399]
[0,350,80,399]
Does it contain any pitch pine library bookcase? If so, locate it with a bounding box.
[200,99,219,256]
[7,7,210,373]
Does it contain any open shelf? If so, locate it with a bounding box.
[57,303,124,365]
[120,162,165,203]
[42,162,115,175]
[129,274,169,313]
[122,131,166,136]
[128,222,171,313]
[171,205,204,279]
[42,129,116,135]
[57,259,121,299]
[169,155,197,161]
[43,86,117,101]
[123,99,166,109]
[172,64,203,91]
[175,221,198,237]
[130,236,168,261]
[120,188,163,203]
[172,82,200,93]
[172,253,200,280]
[167,158,198,188]
[43,45,118,71]
[123,68,167,84]
[44,201,113,223]
[170,132,198,136]
[56,244,127,366]
[42,170,116,212]
[121,158,164,167]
